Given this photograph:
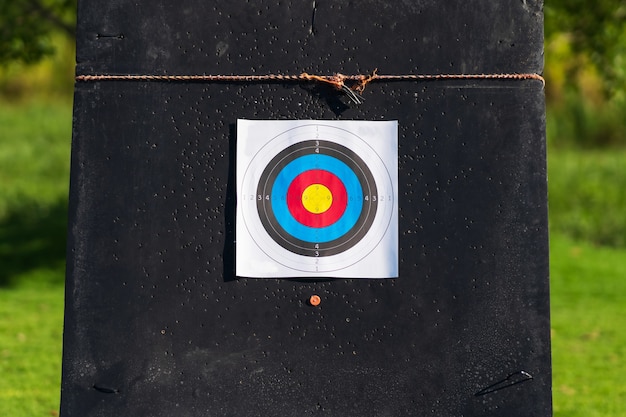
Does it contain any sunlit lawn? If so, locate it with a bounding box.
[550,235,626,417]
[0,101,71,416]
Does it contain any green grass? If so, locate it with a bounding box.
[0,101,71,288]
[546,93,626,149]
[0,282,65,416]
[550,233,626,417]
[548,148,626,247]
[0,101,72,211]
[1,100,626,416]
[533,146,626,416]
[0,100,71,416]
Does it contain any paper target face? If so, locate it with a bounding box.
[236,120,398,278]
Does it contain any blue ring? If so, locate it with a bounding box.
[270,154,363,243]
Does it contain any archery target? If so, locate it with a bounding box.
[236,120,398,278]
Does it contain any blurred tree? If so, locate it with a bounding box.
[545,0,626,98]
[0,0,76,64]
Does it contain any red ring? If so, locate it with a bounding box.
[286,169,347,228]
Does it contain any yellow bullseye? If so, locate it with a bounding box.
[302,184,333,214]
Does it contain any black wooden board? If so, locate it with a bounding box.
[61,1,551,416]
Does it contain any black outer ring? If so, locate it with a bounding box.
[256,140,378,257]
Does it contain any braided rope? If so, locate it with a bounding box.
[75,71,544,103]
[76,71,544,85]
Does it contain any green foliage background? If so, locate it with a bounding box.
[1,1,626,416]
[0,0,76,63]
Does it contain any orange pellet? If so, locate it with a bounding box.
[309,295,321,306]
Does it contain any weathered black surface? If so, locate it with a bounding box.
[62,1,550,416]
